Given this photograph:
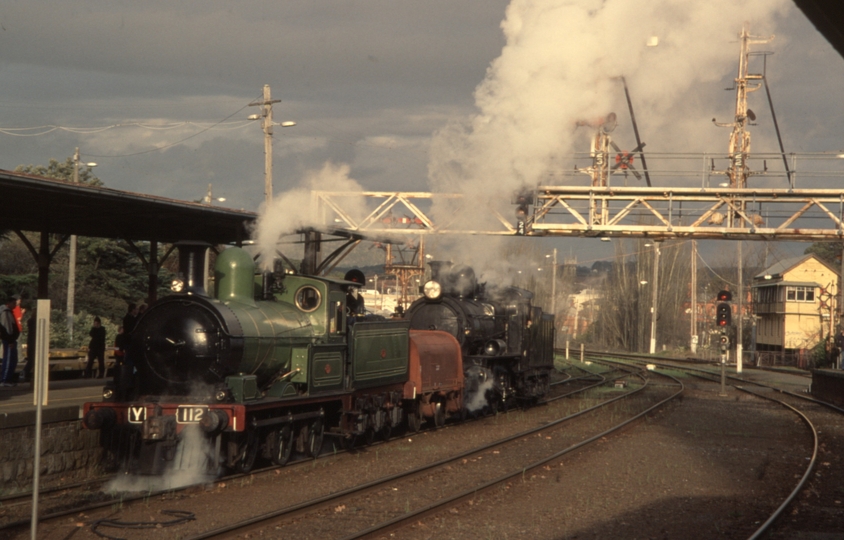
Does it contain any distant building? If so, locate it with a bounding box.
[560,288,602,339]
[752,255,839,353]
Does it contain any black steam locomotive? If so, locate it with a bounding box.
[405,261,555,412]
[83,243,554,476]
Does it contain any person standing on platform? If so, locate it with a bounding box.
[12,295,24,333]
[836,328,844,370]
[122,303,139,336]
[84,317,107,379]
[23,306,37,383]
[0,297,21,386]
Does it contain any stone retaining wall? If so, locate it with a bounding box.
[0,420,105,496]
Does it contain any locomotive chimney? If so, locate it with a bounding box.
[176,242,211,296]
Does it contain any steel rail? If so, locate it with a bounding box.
[737,387,819,540]
[185,367,659,539]
[341,368,683,540]
[584,350,826,540]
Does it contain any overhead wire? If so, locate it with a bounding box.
[0,93,262,158]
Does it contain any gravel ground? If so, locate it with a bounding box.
[9,366,835,540]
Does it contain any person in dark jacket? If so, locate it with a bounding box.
[23,307,37,383]
[84,317,107,379]
[0,297,21,386]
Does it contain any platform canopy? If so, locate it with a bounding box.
[793,0,844,59]
[1,169,256,244]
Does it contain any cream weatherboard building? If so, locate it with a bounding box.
[752,255,839,354]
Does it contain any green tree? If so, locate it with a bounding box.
[15,157,101,186]
[804,242,841,267]
[4,157,174,347]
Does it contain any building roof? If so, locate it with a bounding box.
[754,254,839,281]
[1,168,256,245]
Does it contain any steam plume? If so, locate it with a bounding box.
[428,0,790,214]
[254,162,365,270]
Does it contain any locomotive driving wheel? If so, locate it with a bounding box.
[306,417,324,458]
[270,425,294,466]
[232,431,258,473]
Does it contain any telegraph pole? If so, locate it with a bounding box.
[690,240,698,353]
[67,149,95,343]
[249,85,296,205]
[250,85,281,204]
[649,242,661,354]
[67,148,80,343]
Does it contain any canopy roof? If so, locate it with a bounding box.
[1,169,256,245]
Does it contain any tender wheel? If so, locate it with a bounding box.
[407,409,421,433]
[364,427,375,446]
[433,402,446,429]
[306,418,324,458]
[271,425,294,466]
[234,431,258,473]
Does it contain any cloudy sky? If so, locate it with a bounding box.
[1,1,842,269]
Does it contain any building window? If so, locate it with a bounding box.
[785,286,815,302]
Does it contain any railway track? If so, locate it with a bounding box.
[177,363,681,539]
[0,361,571,533]
[2,360,678,539]
[589,350,844,539]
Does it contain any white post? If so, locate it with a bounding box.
[649,243,660,354]
[67,149,79,344]
[565,340,570,360]
[31,299,51,540]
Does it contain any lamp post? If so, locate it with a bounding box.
[67,148,97,344]
[204,184,227,205]
[545,248,557,318]
[369,276,379,308]
[248,85,296,204]
[644,241,660,354]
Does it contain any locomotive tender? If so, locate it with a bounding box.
[83,242,553,475]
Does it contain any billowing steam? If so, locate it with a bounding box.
[103,426,218,493]
[428,0,791,224]
[253,162,366,270]
[252,1,793,284]
[465,377,496,413]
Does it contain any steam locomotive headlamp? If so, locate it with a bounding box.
[423,280,442,300]
[102,387,114,400]
[171,278,185,293]
[215,387,230,402]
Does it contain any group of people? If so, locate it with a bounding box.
[83,302,141,379]
[0,294,145,387]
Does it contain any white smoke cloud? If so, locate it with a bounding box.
[428,0,791,208]
[424,0,791,278]
[253,161,366,270]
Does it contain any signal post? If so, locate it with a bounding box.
[716,290,733,396]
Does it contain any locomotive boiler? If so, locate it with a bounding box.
[405,261,555,412]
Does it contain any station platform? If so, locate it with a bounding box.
[0,364,817,431]
[0,377,108,429]
[725,365,813,394]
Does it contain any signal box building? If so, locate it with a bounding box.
[752,255,839,353]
